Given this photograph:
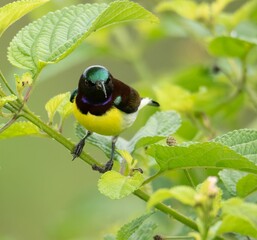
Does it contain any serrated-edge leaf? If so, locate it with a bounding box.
[147,186,196,210]
[0,0,49,37]
[214,129,257,163]
[98,170,144,199]
[147,142,257,174]
[8,0,159,72]
[214,129,257,197]
[128,111,181,152]
[116,213,153,240]
[129,221,157,240]
[0,95,17,107]
[0,121,41,139]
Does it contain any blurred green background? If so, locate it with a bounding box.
[0,0,251,239]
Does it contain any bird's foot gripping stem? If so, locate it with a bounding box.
[92,159,113,173]
[71,131,92,160]
[92,135,118,173]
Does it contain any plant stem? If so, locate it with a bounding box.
[159,236,194,240]
[184,169,195,188]
[21,108,200,231]
[134,189,198,231]
[21,108,99,166]
[0,70,15,95]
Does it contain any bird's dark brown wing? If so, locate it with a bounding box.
[112,78,141,114]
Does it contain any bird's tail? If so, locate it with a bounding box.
[139,97,160,110]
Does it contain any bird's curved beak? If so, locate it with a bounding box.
[96,81,107,98]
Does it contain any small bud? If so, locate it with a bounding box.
[207,176,218,198]
[166,136,177,146]
[153,235,163,240]
[15,72,32,98]
[212,65,220,74]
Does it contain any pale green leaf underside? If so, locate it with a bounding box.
[8,0,159,72]
[98,170,144,199]
[214,129,257,164]
[147,142,257,174]
[128,221,157,240]
[116,213,153,240]
[215,129,257,196]
[128,110,181,151]
[0,121,41,140]
[0,0,49,37]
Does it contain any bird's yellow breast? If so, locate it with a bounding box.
[73,102,124,136]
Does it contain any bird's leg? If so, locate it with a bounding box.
[71,131,92,160]
[92,136,118,173]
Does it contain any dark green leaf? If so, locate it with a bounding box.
[237,174,257,197]
[147,142,257,174]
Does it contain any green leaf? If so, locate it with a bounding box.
[98,170,144,199]
[116,213,153,240]
[147,186,196,210]
[218,170,246,196]
[236,174,257,197]
[128,111,181,152]
[218,198,257,238]
[0,0,49,37]
[0,94,17,109]
[128,221,157,240]
[8,0,158,72]
[147,142,257,174]
[0,121,41,139]
[0,94,18,117]
[208,36,254,58]
[214,129,257,164]
[214,129,257,196]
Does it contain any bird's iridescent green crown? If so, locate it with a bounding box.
[83,65,109,84]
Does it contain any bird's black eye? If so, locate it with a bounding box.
[85,79,94,86]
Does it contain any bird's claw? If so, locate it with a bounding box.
[71,139,85,160]
[92,159,113,173]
